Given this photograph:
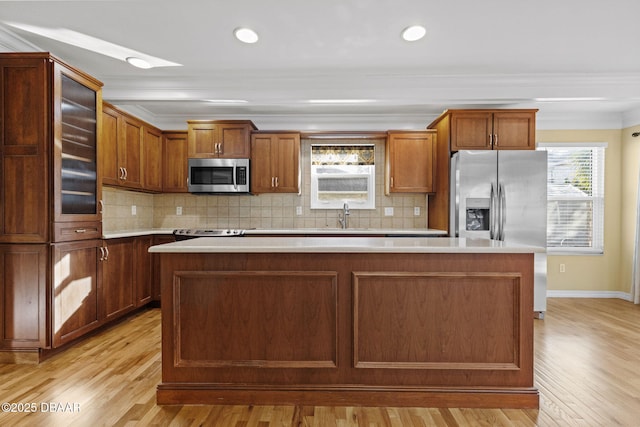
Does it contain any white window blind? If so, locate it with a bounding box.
[310,144,375,209]
[538,143,606,254]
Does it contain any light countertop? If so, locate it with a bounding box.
[103,228,446,239]
[149,236,545,254]
[244,228,447,236]
[103,229,176,239]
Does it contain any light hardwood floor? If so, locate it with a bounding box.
[0,298,638,426]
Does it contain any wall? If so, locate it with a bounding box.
[104,138,428,232]
[537,129,624,295]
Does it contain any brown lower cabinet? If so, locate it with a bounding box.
[52,240,102,348]
[151,235,175,301]
[135,236,154,307]
[1,235,168,356]
[100,238,135,321]
[0,244,48,349]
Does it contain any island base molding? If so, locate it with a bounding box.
[156,384,539,408]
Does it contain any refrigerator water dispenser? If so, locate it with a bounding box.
[465,198,490,231]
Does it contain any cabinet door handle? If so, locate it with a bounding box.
[99,247,105,261]
[271,177,274,187]
[218,142,223,155]
[275,176,279,187]
[391,177,394,188]
[119,167,123,179]
[494,134,498,147]
[123,168,128,180]
[104,247,109,261]
[98,199,104,214]
[488,134,493,147]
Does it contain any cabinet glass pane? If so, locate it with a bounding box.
[60,75,97,215]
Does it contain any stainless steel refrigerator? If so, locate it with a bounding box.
[450,150,548,317]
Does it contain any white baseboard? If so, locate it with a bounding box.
[547,290,632,301]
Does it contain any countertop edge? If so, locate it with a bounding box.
[103,229,176,239]
[103,228,447,239]
[149,236,545,254]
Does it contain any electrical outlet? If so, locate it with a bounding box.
[176,206,182,216]
[414,207,420,216]
[296,206,303,216]
[560,263,566,273]
[131,205,137,216]
[384,207,394,216]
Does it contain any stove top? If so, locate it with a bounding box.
[173,229,245,240]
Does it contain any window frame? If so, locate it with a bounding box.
[309,144,376,210]
[537,142,607,255]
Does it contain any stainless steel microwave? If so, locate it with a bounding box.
[187,158,250,193]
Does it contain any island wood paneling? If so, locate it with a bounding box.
[172,271,337,369]
[353,272,522,370]
[157,252,536,408]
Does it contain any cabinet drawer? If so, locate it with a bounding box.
[53,221,102,242]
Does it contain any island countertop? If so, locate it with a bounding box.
[149,236,544,254]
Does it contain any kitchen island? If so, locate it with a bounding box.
[150,237,541,408]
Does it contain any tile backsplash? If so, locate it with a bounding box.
[103,138,429,233]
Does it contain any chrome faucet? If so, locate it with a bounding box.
[338,202,350,229]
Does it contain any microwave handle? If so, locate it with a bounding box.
[233,162,237,190]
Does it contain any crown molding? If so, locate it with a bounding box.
[0,25,41,52]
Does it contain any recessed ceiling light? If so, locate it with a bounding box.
[234,27,259,44]
[126,57,152,69]
[401,25,426,42]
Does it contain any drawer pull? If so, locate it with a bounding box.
[75,228,87,233]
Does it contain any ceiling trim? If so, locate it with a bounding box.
[0,25,40,52]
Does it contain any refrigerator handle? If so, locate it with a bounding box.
[499,183,507,241]
[490,183,496,240]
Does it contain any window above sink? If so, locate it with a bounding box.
[310,144,375,210]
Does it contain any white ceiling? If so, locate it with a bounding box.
[1,0,640,131]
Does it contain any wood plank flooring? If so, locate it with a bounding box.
[0,298,639,426]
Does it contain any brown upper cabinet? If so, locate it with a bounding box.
[102,102,163,192]
[0,53,103,244]
[187,120,256,158]
[143,126,163,192]
[385,131,436,194]
[102,103,142,189]
[429,109,538,151]
[251,132,301,194]
[162,131,189,192]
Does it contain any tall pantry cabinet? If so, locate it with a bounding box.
[0,53,103,357]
